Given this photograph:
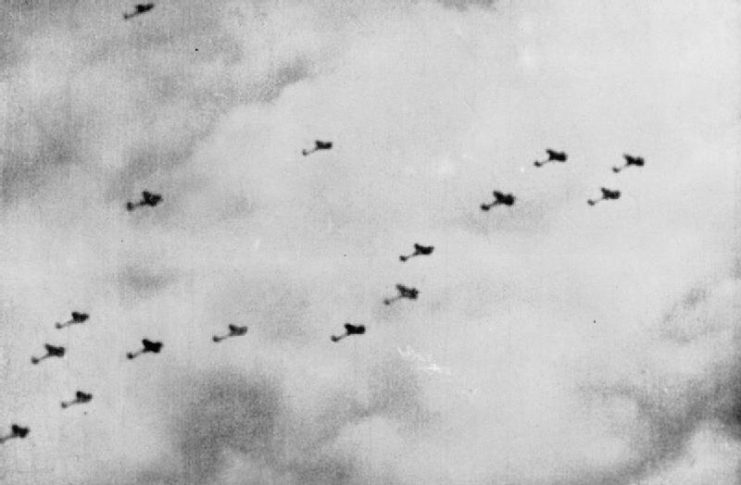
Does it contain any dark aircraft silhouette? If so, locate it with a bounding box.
[588,188,621,206]
[61,391,93,409]
[330,323,366,342]
[302,140,333,156]
[613,154,645,173]
[0,424,29,444]
[384,284,419,305]
[55,311,89,329]
[123,3,155,20]
[400,243,434,262]
[480,191,515,211]
[127,339,163,359]
[31,344,65,365]
[126,191,162,211]
[534,149,568,167]
[212,324,248,343]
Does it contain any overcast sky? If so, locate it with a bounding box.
[0,1,740,484]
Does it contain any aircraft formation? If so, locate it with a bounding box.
[3,3,646,446]
[481,149,644,211]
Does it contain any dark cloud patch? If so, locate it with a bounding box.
[87,355,429,484]
[708,324,741,442]
[577,363,741,485]
[437,0,496,10]
[1,0,318,205]
[116,264,178,301]
[97,367,363,485]
[367,357,429,426]
[107,369,286,485]
[175,370,285,482]
[658,279,737,344]
[0,156,55,207]
[1,105,86,204]
[124,469,179,485]
[288,455,356,485]
[629,387,712,478]
[721,370,741,440]
[258,60,312,103]
[662,286,709,324]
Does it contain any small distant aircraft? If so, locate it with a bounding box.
[212,324,248,343]
[0,424,29,444]
[330,323,366,342]
[123,3,155,20]
[61,391,93,409]
[534,149,568,167]
[55,311,89,329]
[31,344,65,365]
[302,140,333,156]
[126,191,162,211]
[613,154,645,173]
[480,191,515,211]
[384,284,419,305]
[588,187,621,206]
[126,339,163,360]
[399,243,434,262]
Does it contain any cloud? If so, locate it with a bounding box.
[0,1,739,484]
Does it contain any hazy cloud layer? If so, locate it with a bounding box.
[0,1,739,484]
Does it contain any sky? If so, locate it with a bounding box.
[0,0,740,484]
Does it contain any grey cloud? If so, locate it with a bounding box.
[87,352,429,485]
[259,60,312,103]
[366,357,428,425]
[1,0,316,205]
[94,368,363,485]
[116,264,178,301]
[174,370,285,482]
[2,2,740,484]
[437,0,496,10]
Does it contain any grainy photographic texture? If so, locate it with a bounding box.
[0,1,740,484]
